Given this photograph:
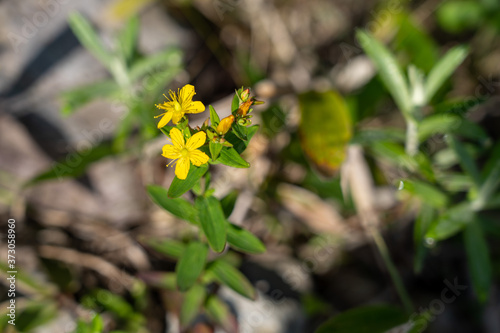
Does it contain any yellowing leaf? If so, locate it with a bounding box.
[298,90,352,176]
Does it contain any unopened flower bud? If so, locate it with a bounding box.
[240,88,250,102]
[216,115,235,135]
[237,100,253,116]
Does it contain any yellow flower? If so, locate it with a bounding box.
[155,84,205,128]
[162,128,209,179]
[216,115,235,135]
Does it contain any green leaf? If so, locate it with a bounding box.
[180,284,206,327]
[208,260,255,300]
[205,296,232,330]
[209,105,220,125]
[196,196,228,252]
[398,179,449,208]
[91,289,135,319]
[298,90,352,175]
[232,123,248,141]
[414,204,435,273]
[129,48,183,81]
[437,1,483,33]
[351,128,406,145]
[474,160,500,210]
[25,143,115,187]
[417,114,462,142]
[176,242,208,291]
[217,147,250,168]
[231,88,243,113]
[225,125,259,154]
[147,185,198,223]
[220,190,238,218]
[117,16,139,64]
[68,12,113,68]
[464,219,492,303]
[227,223,266,254]
[142,237,186,259]
[16,301,58,332]
[448,136,481,187]
[357,30,412,114]
[61,80,120,115]
[425,45,468,102]
[425,202,474,241]
[209,141,223,161]
[315,305,408,333]
[90,314,104,333]
[168,164,209,198]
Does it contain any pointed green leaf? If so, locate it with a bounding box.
[117,17,139,64]
[227,223,266,254]
[209,141,223,161]
[425,202,473,241]
[25,143,115,187]
[208,260,255,300]
[180,284,206,327]
[448,136,481,187]
[357,30,412,114]
[399,179,449,208]
[142,237,185,259]
[196,196,228,252]
[220,190,239,218]
[232,123,248,141]
[90,314,104,333]
[147,185,198,223]
[61,80,120,115]
[209,105,220,125]
[129,48,183,81]
[176,242,208,291]
[425,45,468,102]
[168,164,209,198]
[315,305,408,333]
[205,295,232,330]
[464,219,491,303]
[217,148,250,168]
[68,12,113,68]
[225,125,259,154]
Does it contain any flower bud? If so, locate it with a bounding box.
[237,100,253,116]
[216,115,235,135]
[240,88,250,102]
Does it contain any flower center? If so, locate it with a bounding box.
[180,148,189,157]
[174,101,182,112]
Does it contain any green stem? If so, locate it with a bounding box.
[370,227,414,313]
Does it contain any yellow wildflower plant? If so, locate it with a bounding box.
[155,84,205,128]
[162,128,209,179]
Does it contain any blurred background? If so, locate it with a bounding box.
[1,0,500,332]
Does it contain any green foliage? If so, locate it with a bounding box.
[176,242,208,291]
[207,259,256,300]
[195,196,228,252]
[315,305,408,333]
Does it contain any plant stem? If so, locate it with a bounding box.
[405,117,419,157]
[370,226,414,313]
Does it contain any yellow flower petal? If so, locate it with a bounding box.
[189,150,209,166]
[186,101,205,114]
[179,84,195,101]
[172,112,184,124]
[157,111,173,128]
[169,128,185,147]
[186,131,206,150]
[175,157,190,179]
[162,144,180,159]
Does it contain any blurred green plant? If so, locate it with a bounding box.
[314,27,498,331]
[26,12,183,186]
